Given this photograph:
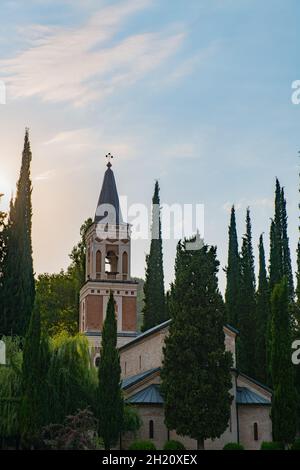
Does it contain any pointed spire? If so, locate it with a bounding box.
[95,155,123,224]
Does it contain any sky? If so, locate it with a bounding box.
[0,0,299,293]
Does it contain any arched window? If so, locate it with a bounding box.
[122,251,128,274]
[95,356,100,368]
[253,422,258,441]
[96,250,102,277]
[149,420,154,439]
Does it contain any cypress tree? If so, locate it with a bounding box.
[238,209,256,377]
[19,301,42,447]
[161,239,233,450]
[97,292,123,450]
[0,129,35,336]
[255,234,270,383]
[271,278,297,445]
[142,181,165,331]
[281,187,294,301]
[225,206,240,328]
[269,179,283,291]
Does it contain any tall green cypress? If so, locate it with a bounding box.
[97,292,123,450]
[225,206,240,328]
[238,209,256,377]
[271,278,297,445]
[0,129,35,336]
[255,234,270,383]
[161,239,233,450]
[269,179,283,291]
[281,187,294,301]
[20,301,42,447]
[142,181,165,331]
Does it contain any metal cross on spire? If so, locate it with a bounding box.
[106,153,114,168]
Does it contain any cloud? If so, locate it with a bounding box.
[34,169,56,181]
[223,198,273,213]
[0,0,185,106]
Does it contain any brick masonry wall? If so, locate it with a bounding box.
[86,295,103,330]
[122,296,137,332]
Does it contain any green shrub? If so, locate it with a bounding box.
[164,440,186,450]
[261,441,284,450]
[290,440,300,450]
[129,440,156,450]
[223,442,244,450]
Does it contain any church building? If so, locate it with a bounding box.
[79,159,273,450]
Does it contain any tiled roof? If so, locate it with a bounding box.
[119,320,171,351]
[121,368,160,390]
[119,320,239,352]
[236,387,271,405]
[126,384,163,405]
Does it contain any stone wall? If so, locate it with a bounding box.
[238,405,272,450]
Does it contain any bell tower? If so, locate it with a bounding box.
[79,155,138,356]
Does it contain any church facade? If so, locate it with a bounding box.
[79,160,272,450]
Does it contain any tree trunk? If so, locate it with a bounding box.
[197,438,204,450]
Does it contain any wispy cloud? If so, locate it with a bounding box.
[223,198,273,213]
[0,0,185,106]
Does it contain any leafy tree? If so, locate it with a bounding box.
[255,234,270,383]
[19,300,44,447]
[225,206,241,328]
[281,188,294,301]
[0,198,6,279]
[269,179,283,291]
[47,333,97,425]
[42,408,98,450]
[161,238,233,450]
[0,337,22,445]
[35,272,79,336]
[35,218,92,337]
[271,278,297,445]
[67,218,92,307]
[142,181,165,330]
[97,292,123,450]
[0,129,35,336]
[238,209,256,377]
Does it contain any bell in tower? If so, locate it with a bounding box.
[79,155,138,358]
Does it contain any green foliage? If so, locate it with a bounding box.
[161,238,233,448]
[42,408,98,450]
[260,441,284,450]
[225,206,241,328]
[36,272,79,336]
[129,440,156,450]
[255,234,270,384]
[97,292,123,450]
[271,278,297,444]
[0,130,35,336]
[142,181,165,331]
[122,405,142,435]
[0,337,22,439]
[281,188,294,301]
[35,218,92,338]
[47,333,97,425]
[223,442,244,450]
[19,301,46,446]
[237,209,256,377]
[269,180,283,291]
[163,440,185,450]
[290,440,300,450]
